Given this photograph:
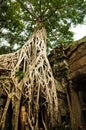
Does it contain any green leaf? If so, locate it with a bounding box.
[0,0,86,54]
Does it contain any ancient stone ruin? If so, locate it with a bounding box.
[49,36,86,130]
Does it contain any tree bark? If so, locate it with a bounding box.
[0,27,59,130]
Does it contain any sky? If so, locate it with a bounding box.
[1,21,86,48]
[71,24,86,41]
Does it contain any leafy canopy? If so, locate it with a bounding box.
[0,0,86,54]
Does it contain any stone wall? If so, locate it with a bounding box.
[48,36,86,130]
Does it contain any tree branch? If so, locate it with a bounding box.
[17,0,36,19]
[42,1,75,22]
[39,0,50,22]
[39,0,42,16]
[29,4,38,20]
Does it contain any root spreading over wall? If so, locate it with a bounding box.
[0,27,58,130]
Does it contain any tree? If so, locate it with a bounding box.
[0,1,86,130]
[0,0,86,54]
[0,22,59,130]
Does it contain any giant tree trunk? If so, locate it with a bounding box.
[0,27,59,130]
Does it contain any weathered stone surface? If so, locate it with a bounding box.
[48,36,86,130]
[66,36,86,57]
[66,37,86,80]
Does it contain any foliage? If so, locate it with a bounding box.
[15,70,24,80]
[0,0,86,54]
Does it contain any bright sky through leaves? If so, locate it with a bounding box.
[71,24,86,40]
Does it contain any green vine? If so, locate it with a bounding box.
[15,70,24,80]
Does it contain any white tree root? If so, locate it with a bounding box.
[0,27,59,130]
